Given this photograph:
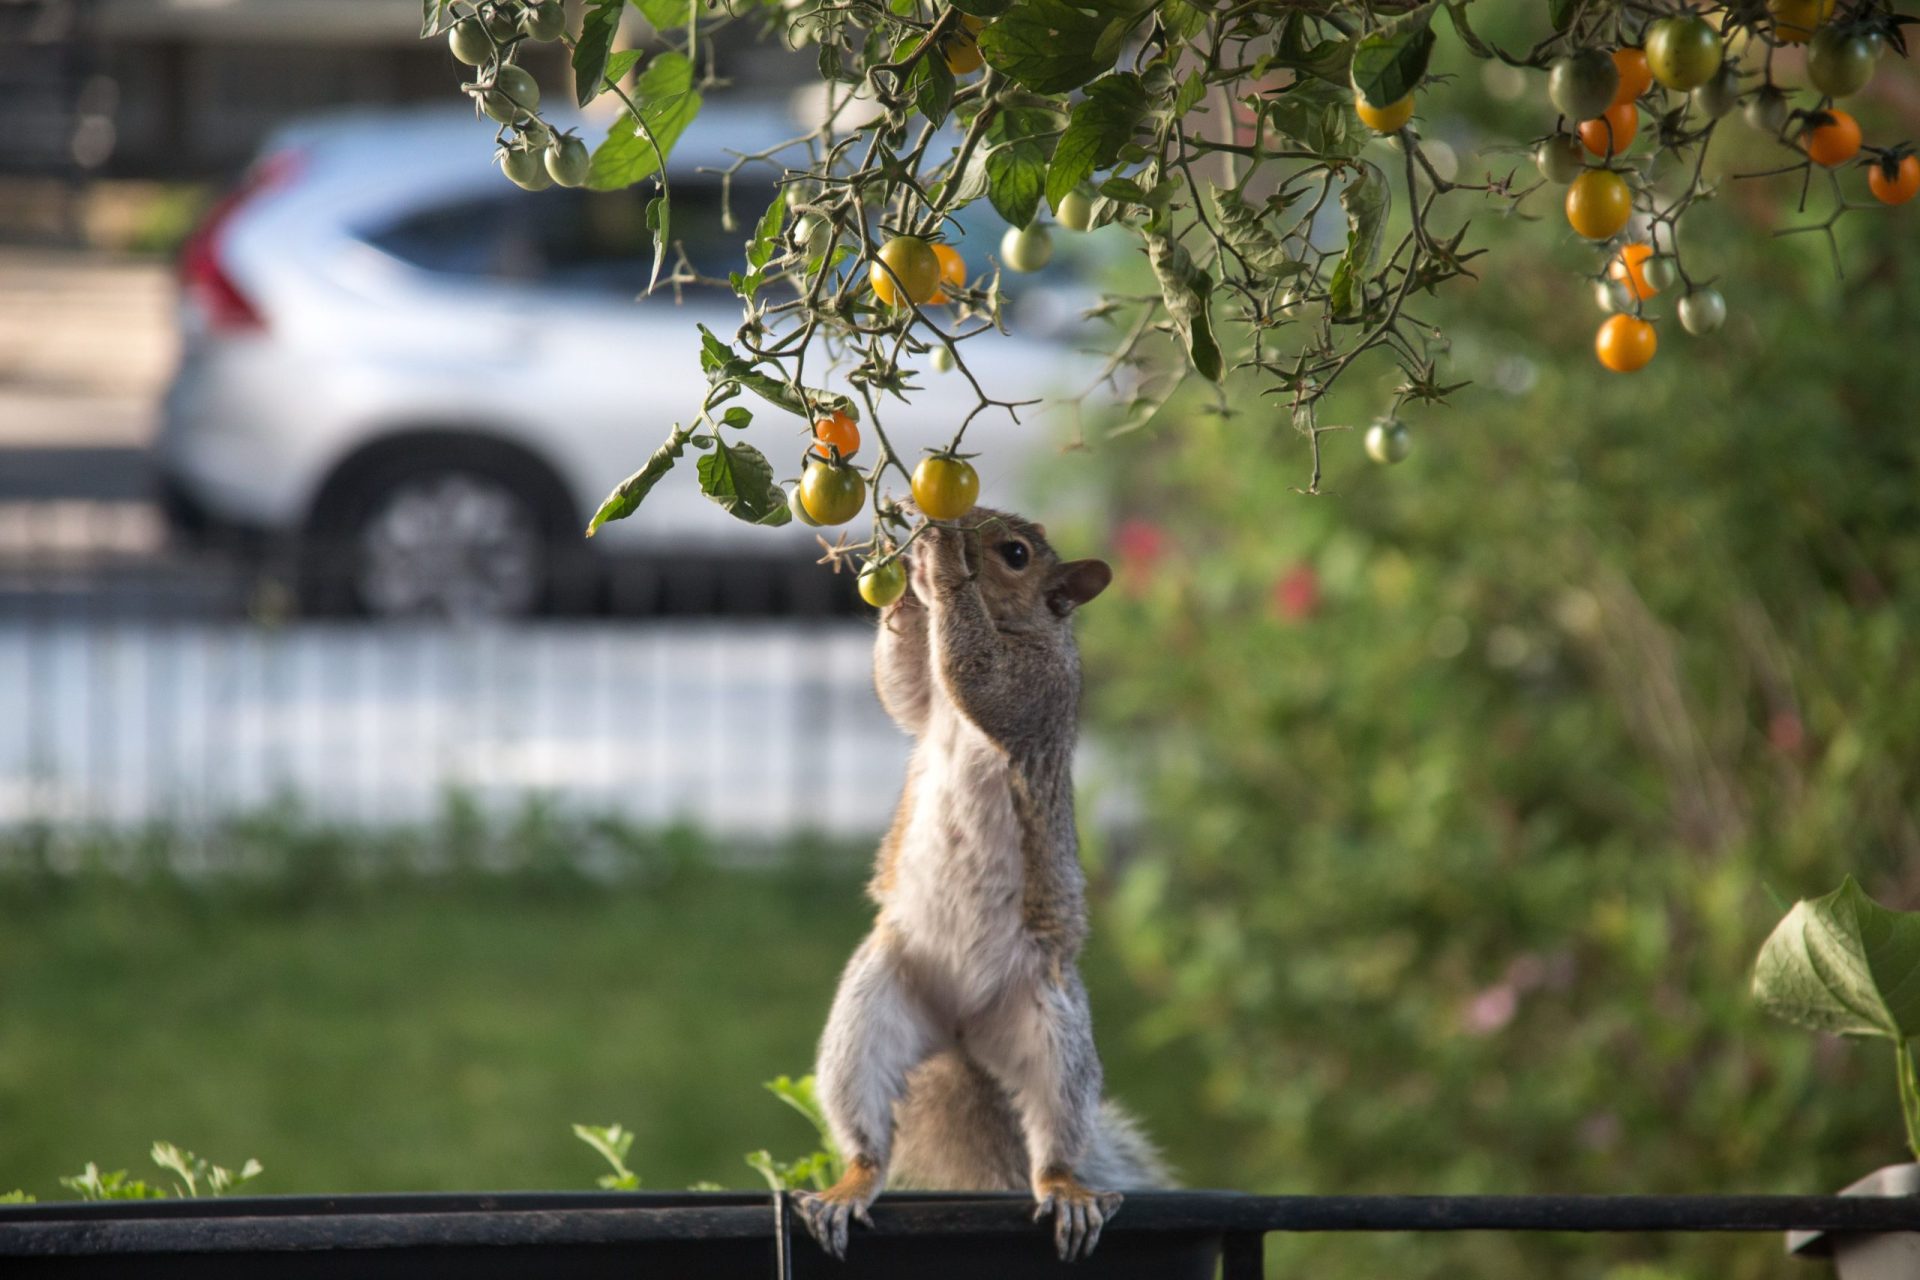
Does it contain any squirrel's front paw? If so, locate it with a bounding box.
[1033,1170,1123,1261]
[795,1159,881,1260]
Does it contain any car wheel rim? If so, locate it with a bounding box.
[356,473,543,618]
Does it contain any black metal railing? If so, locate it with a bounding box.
[1,1189,1909,1279]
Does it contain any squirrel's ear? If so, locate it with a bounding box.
[1047,559,1112,615]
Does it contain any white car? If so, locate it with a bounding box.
[156,106,1097,618]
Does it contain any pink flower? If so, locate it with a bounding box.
[1463,983,1518,1035]
[1272,563,1322,622]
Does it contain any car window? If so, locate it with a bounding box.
[363,180,767,296]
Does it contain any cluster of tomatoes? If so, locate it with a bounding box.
[1529,2,1912,373]
[445,1,592,190]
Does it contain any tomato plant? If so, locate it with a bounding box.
[419,0,1915,566]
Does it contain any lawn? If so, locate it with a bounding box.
[0,824,1221,1199]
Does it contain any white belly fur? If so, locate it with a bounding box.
[885,700,1033,1015]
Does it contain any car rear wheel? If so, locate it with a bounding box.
[302,444,588,619]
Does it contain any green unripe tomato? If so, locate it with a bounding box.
[794,216,832,260]
[1364,420,1411,465]
[1863,29,1887,58]
[1677,286,1726,335]
[483,7,521,42]
[546,135,590,187]
[799,461,866,526]
[1640,255,1680,293]
[1057,190,1094,231]
[858,559,908,608]
[494,64,540,112]
[1645,15,1724,92]
[449,17,493,65]
[1744,85,1789,134]
[521,0,565,41]
[788,484,821,527]
[1000,223,1053,273]
[1548,49,1620,122]
[1593,278,1634,314]
[1807,28,1876,97]
[501,146,553,190]
[928,345,955,374]
[1690,65,1741,119]
[1535,134,1586,184]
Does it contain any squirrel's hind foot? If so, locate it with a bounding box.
[795,1158,880,1260]
[1032,1168,1123,1261]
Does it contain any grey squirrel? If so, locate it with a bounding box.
[795,509,1167,1263]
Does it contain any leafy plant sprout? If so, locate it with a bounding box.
[420,0,1913,575]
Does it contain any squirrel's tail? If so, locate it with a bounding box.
[888,1052,1172,1192]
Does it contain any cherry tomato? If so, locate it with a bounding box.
[1595,314,1657,373]
[927,243,967,304]
[450,17,493,65]
[788,484,821,527]
[1691,65,1741,119]
[812,410,861,460]
[1608,242,1662,300]
[1594,277,1635,314]
[1802,109,1861,168]
[494,64,540,111]
[1645,16,1724,92]
[928,345,956,374]
[1536,134,1586,184]
[859,559,909,608]
[1566,168,1633,240]
[1548,49,1619,121]
[546,135,590,187]
[1807,28,1876,97]
[1364,420,1411,465]
[1057,189,1094,231]
[1610,48,1653,108]
[1870,154,1920,206]
[961,13,988,33]
[799,459,867,526]
[1000,223,1052,272]
[1579,103,1639,158]
[911,454,980,520]
[1769,0,1835,44]
[1744,86,1789,134]
[1677,287,1727,335]
[869,235,941,306]
[1354,91,1415,133]
[943,29,984,74]
[501,146,553,191]
[521,0,566,41]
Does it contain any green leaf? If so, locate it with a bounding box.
[765,1075,841,1161]
[1547,0,1579,31]
[1047,73,1146,214]
[588,52,702,190]
[950,0,1013,15]
[1348,18,1437,109]
[1159,0,1207,41]
[1171,69,1208,118]
[632,0,692,30]
[420,0,455,38]
[1211,185,1307,277]
[585,424,694,536]
[1274,11,1354,86]
[1329,162,1387,319]
[645,195,669,295]
[977,0,1120,94]
[735,188,786,300]
[721,406,753,429]
[971,108,1056,229]
[696,325,854,422]
[603,49,644,89]
[1754,876,1920,1041]
[913,46,957,128]
[1146,233,1222,381]
[697,439,791,526]
[1263,78,1367,160]
[573,0,624,107]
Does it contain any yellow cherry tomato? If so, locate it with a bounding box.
[910,454,980,520]
[1566,168,1632,240]
[1354,92,1415,133]
[869,235,942,307]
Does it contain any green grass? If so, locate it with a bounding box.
[0,827,1228,1198]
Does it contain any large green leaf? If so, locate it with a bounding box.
[697,440,791,526]
[982,108,1057,229]
[585,424,694,536]
[632,0,692,31]
[1046,73,1146,214]
[588,53,702,190]
[1263,78,1367,161]
[572,0,624,107]
[1211,185,1308,278]
[977,0,1124,93]
[1146,233,1222,382]
[1328,162,1387,319]
[1754,877,1920,1040]
[1348,20,1436,109]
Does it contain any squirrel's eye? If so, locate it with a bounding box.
[998,541,1030,570]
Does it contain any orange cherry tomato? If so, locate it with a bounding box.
[1566,168,1633,240]
[1579,103,1639,157]
[812,409,860,460]
[1595,314,1657,373]
[1869,154,1920,206]
[927,243,967,305]
[1610,48,1653,108]
[1354,92,1416,133]
[1802,109,1861,168]
[1608,242,1660,300]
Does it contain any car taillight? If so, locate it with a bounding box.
[179,149,302,334]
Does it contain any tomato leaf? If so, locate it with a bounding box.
[586,424,694,536]
[977,0,1122,94]
[631,0,693,31]
[696,324,856,422]
[1263,77,1367,160]
[949,0,1013,16]
[1348,18,1436,109]
[736,187,787,299]
[1146,233,1222,382]
[1047,73,1147,215]
[573,0,624,107]
[697,439,792,527]
[420,0,455,38]
[983,108,1057,229]
[603,49,644,90]
[1329,162,1388,319]
[912,45,957,128]
[588,52,702,190]
[1754,876,1920,1041]
[1211,185,1308,278]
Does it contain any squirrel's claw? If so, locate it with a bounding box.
[1034,1184,1123,1261]
[795,1191,857,1260]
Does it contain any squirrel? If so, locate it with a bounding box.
[795,508,1168,1263]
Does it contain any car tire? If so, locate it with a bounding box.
[300,439,592,620]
